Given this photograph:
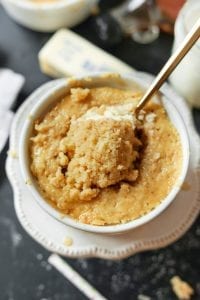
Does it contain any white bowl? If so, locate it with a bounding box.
[1,0,98,32]
[19,74,190,234]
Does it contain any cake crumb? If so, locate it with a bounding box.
[170,276,194,300]
[153,152,161,161]
[100,73,121,80]
[8,149,18,158]
[138,110,145,121]
[27,114,33,120]
[138,114,145,121]
[67,77,77,86]
[63,237,73,247]
[70,88,90,102]
[181,181,191,191]
[84,76,92,82]
[25,178,32,185]
[59,214,66,220]
[146,112,156,123]
[137,295,151,300]
[148,129,154,136]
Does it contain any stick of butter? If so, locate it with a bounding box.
[39,29,135,78]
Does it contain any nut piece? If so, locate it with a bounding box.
[170,276,194,300]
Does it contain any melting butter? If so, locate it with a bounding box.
[78,103,136,128]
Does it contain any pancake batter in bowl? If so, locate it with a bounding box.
[30,85,183,226]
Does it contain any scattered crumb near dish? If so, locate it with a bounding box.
[170,276,194,300]
[25,178,32,185]
[27,114,33,121]
[137,294,151,300]
[63,237,73,247]
[7,149,18,159]
[181,181,191,191]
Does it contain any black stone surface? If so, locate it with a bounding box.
[0,1,200,300]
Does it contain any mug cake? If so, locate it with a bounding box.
[29,76,183,226]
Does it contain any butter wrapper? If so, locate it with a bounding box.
[39,29,135,78]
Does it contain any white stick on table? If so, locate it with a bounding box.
[48,254,108,300]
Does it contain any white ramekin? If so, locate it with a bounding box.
[1,0,98,32]
[19,74,190,234]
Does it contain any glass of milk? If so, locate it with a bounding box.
[169,0,200,108]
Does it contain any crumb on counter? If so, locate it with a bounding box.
[63,237,73,247]
[170,276,194,300]
[181,181,191,191]
[137,295,151,300]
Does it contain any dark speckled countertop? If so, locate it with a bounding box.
[0,1,200,299]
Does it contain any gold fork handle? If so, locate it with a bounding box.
[136,17,200,113]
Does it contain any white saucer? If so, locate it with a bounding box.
[6,72,200,260]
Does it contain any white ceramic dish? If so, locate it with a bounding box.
[18,73,189,234]
[6,72,200,259]
[1,0,98,32]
